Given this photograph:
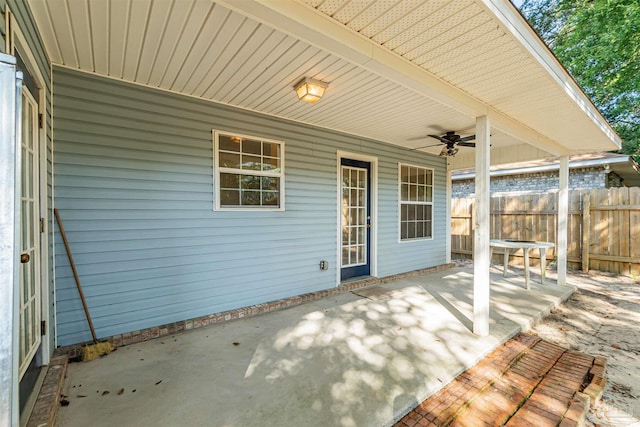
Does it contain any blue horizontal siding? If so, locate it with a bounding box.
[53,67,447,345]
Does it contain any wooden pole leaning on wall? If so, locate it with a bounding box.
[582,193,591,272]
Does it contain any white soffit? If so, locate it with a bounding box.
[27,0,620,160]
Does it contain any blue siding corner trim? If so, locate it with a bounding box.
[53,67,447,346]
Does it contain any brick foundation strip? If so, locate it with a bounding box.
[55,263,454,359]
[396,335,607,427]
[26,355,68,427]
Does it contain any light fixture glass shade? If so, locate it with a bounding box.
[294,77,328,104]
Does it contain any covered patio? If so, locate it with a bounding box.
[54,263,573,427]
[1,1,623,424]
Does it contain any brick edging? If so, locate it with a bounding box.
[26,355,68,427]
[55,263,454,358]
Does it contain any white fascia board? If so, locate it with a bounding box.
[216,0,569,157]
[478,0,621,150]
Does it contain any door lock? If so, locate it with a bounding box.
[20,253,30,263]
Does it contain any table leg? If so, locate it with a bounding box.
[524,248,530,290]
[540,248,547,284]
[503,247,510,277]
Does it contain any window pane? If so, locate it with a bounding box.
[426,171,432,185]
[342,228,348,245]
[242,155,261,170]
[342,188,349,206]
[220,190,239,206]
[243,139,261,155]
[425,221,432,238]
[241,175,260,190]
[408,222,416,239]
[220,173,239,189]
[219,135,240,152]
[358,190,365,207]
[401,222,408,240]
[426,205,432,221]
[416,221,425,238]
[401,165,409,182]
[262,192,279,206]
[401,204,408,221]
[418,170,426,184]
[426,186,433,202]
[263,142,280,158]
[359,170,366,188]
[416,205,424,221]
[410,167,418,184]
[262,157,279,171]
[417,185,425,202]
[219,152,240,168]
[409,184,417,201]
[401,184,409,201]
[342,247,349,265]
[261,176,278,191]
[242,190,260,205]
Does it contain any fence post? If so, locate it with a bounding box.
[582,193,591,272]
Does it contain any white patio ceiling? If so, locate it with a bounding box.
[28,0,620,169]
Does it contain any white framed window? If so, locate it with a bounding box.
[213,130,284,210]
[398,163,433,241]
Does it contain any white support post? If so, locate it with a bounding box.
[557,155,569,285]
[473,115,491,336]
[446,161,452,264]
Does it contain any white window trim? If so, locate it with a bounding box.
[398,162,434,243]
[213,130,285,211]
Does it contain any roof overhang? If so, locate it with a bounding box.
[28,0,621,167]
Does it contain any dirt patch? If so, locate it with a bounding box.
[455,258,640,425]
[528,269,640,426]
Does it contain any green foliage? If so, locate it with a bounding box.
[519,0,640,157]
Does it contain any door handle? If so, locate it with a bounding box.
[21,253,30,263]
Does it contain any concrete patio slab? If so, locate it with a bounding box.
[55,265,574,427]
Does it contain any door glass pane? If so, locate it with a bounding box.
[341,166,368,268]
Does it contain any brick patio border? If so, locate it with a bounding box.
[55,263,454,359]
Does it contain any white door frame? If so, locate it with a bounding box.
[7,8,51,364]
[336,150,378,284]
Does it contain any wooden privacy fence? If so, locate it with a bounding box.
[451,187,640,276]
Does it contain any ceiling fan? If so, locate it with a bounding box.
[410,131,477,157]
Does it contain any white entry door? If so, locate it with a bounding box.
[18,87,41,379]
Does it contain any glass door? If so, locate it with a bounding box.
[18,87,40,380]
[340,159,371,281]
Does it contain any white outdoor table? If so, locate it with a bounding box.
[489,239,555,290]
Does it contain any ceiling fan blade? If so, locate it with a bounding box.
[410,143,444,151]
[457,142,476,147]
[406,136,430,141]
[428,134,446,143]
[458,135,476,143]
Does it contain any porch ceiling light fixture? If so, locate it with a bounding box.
[294,77,328,104]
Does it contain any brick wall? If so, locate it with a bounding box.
[452,167,619,198]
